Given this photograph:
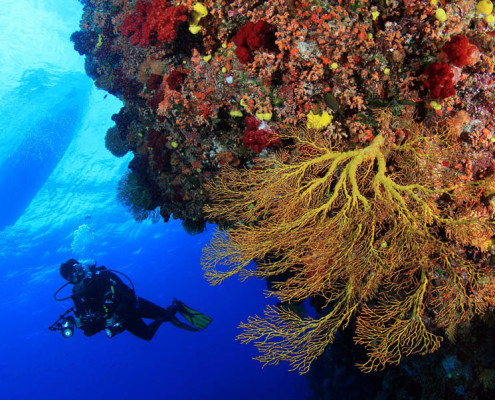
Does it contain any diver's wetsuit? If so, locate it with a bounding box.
[71,267,180,340]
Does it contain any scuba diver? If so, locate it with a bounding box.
[49,259,212,340]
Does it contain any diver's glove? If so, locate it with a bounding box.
[104,314,124,338]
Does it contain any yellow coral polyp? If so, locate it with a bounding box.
[430,101,442,110]
[189,25,202,35]
[189,2,208,35]
[255,112,273,121]
[230,110,243,117]
[307,111,333,130]
[477,0,494,16]
[435,8,447,22]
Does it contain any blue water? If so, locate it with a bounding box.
[0,1,311,399]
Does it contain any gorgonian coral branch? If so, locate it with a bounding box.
[201,113,495,373]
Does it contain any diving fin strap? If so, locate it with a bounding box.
[170,316,200,332]
[173,298,213,330]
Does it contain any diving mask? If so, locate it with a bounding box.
[69,263,90,284]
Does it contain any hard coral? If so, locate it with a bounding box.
[423,62,456,100]
[443,35,479,68]
[120,0,187,47]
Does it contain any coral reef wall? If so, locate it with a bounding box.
[73,0,495,226]
[73,0,495,397]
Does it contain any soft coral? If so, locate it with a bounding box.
[242,116,280,153]
[120,0,187,47]
[442,35,479,68]
[423,62,456,100]
[233,20,275,64]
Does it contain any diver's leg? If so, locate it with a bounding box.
[169,316,200,331]
[125,313,162,341]
[134,298,199,331]
[135,297,179,320]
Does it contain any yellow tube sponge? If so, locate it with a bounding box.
[435,8,447,22]
[307,111,333,130]
[477,0,493,16]
[189,3,208,35]
[255,112,273,121]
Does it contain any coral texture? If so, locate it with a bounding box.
[242,116,280,153]
[73,0,495,386]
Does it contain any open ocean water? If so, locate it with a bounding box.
[0,1,311,399]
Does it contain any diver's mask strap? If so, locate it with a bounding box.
[69,263,91,284]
